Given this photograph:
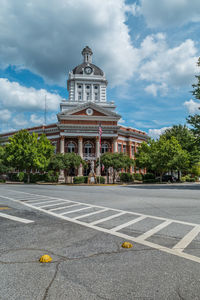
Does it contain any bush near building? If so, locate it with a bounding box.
[119,173,134,183]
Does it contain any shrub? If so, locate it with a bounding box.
[96,176,105,184]
[83,176,88,183]
[143,179,158,183]
[119,173,134,183]
[73,176,85,184]
[181,176,186,182]
[134,173,143,181]
[17,172,25,182]
[143,173,155,180]
[44,171,59,182]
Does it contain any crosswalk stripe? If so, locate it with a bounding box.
[90,211,126,226]
[49,203,76,211]
[0,212,34,224]
[49,203,80,212]
[39,201,67,208]
[60,206,91,216]
[173,226,200,252]
[73,208,109,220]
[137,220,172,241]
[111,215,146,232]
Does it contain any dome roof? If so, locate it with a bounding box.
[72,62,104,76]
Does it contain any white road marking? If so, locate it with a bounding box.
[0,212,34,224]
[50,203,80,212]
[73,208,109,220]
[39,201,66,208]
[60,206,90,216]
[137,220,172,241]
[111,215,146,232]
[49,203,76,211]
[90,211,126,226]
[33,199,63,206]
[173,226,200,252]
[1,188,200,264]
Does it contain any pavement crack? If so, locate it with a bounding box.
[42,262,61,300]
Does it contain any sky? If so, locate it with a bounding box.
[0,0,200,138]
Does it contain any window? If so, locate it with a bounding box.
[118,144,122,153]
[67,142,75,153]
[78,92,82,100]
[86,93,90,100]
[86,85,90,89]
[101,143,108,154]
[84,143,92,155]
[94,85,98,89]
[123,145,126,153]
[95,93,98,101]
[131,145,134,156]
[78,85,82,89]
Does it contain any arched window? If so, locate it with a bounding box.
[101,143,108,154]
[84,142,92,155]
[67,142,75,153]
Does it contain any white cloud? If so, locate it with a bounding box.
[119,118,125,124]
[138,35,198,91]
[145,83,168,97]
[0,0,139,87]
[148,127,172,139]
[184,99,200,114]
[0,109,11,121]
[0,78,61,111]
[139,0,200,28]
[30,114,44,125]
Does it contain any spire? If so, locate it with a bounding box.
[82,46,93,63]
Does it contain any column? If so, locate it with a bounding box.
[58,136,65,182]
[78,137,83,176]
[96,137,100,176]
[83,84,85,102]
[91,84,93,102]
[60,136,65,154]
[113,138,118,153]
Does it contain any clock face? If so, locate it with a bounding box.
[86,108,93,115]
[84,67,92,74]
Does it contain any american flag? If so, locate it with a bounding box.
[99,123,102,147]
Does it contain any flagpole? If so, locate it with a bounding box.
[99,130,101,185]
[98,123,102,184]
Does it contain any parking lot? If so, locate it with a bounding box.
[0,183,200,300]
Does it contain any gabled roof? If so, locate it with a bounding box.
[58,102,121,118]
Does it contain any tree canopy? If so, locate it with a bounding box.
[136,136,189,181]
[5,130,54,182]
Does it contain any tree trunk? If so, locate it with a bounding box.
[27,172,30,184]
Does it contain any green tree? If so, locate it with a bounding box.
[187,57,200,145]
[100,152,134,183]
[192,57,200,101]
[136,136,189,181]
[0,146,12,175]
[48,153,65,172]
[161,125,200,166]
[5,130,54,183]
[62,152,84,175]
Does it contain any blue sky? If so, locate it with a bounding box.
[0,0,200,138]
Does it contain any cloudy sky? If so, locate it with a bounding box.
[0,0,200,138]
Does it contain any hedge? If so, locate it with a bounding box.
[134,173,143,181]
[119,173,134,183]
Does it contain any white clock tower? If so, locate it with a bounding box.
[60,46,116,112]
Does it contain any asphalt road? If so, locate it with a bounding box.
[0,183,200,300]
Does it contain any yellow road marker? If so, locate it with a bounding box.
[0,207,10,210]
[121,242,133,249]
[39,255,52,263]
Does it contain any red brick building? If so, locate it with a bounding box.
[0,47,148,180]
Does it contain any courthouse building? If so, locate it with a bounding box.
[0,46,148,178]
